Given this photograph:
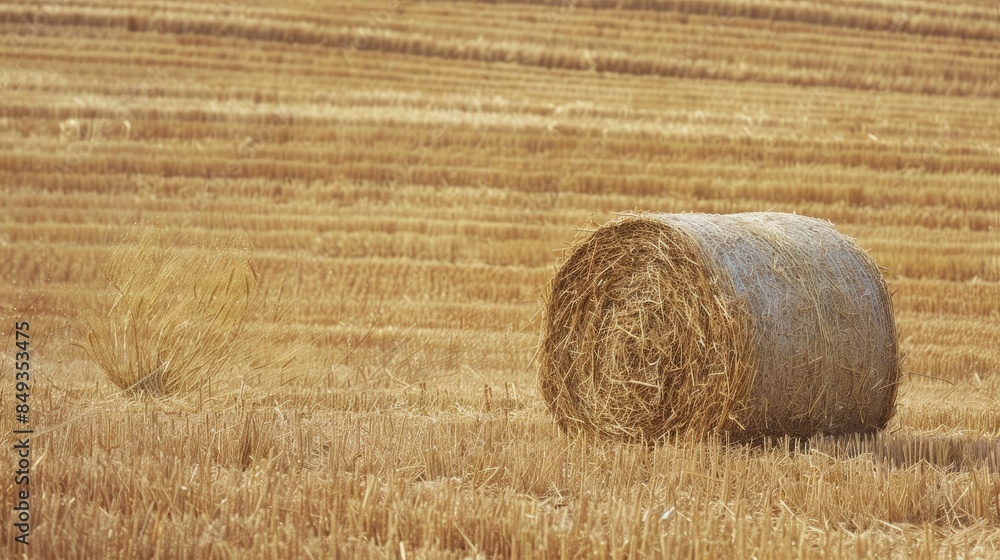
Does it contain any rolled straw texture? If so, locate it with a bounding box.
[539,212,900,442]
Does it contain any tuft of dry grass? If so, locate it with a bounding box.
[79,227,292,395]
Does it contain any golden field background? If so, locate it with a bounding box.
[1,0,998,557]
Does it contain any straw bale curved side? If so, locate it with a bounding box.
[539,212,899,442]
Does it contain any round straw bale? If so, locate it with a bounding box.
[539,212,899,442]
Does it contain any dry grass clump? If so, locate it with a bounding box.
[540,212,900,442]
[81,227,288,395]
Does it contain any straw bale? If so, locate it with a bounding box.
[539,212,900,442]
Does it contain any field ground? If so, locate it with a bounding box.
[1,0,999,557]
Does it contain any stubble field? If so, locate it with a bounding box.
[1,0,999,557]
